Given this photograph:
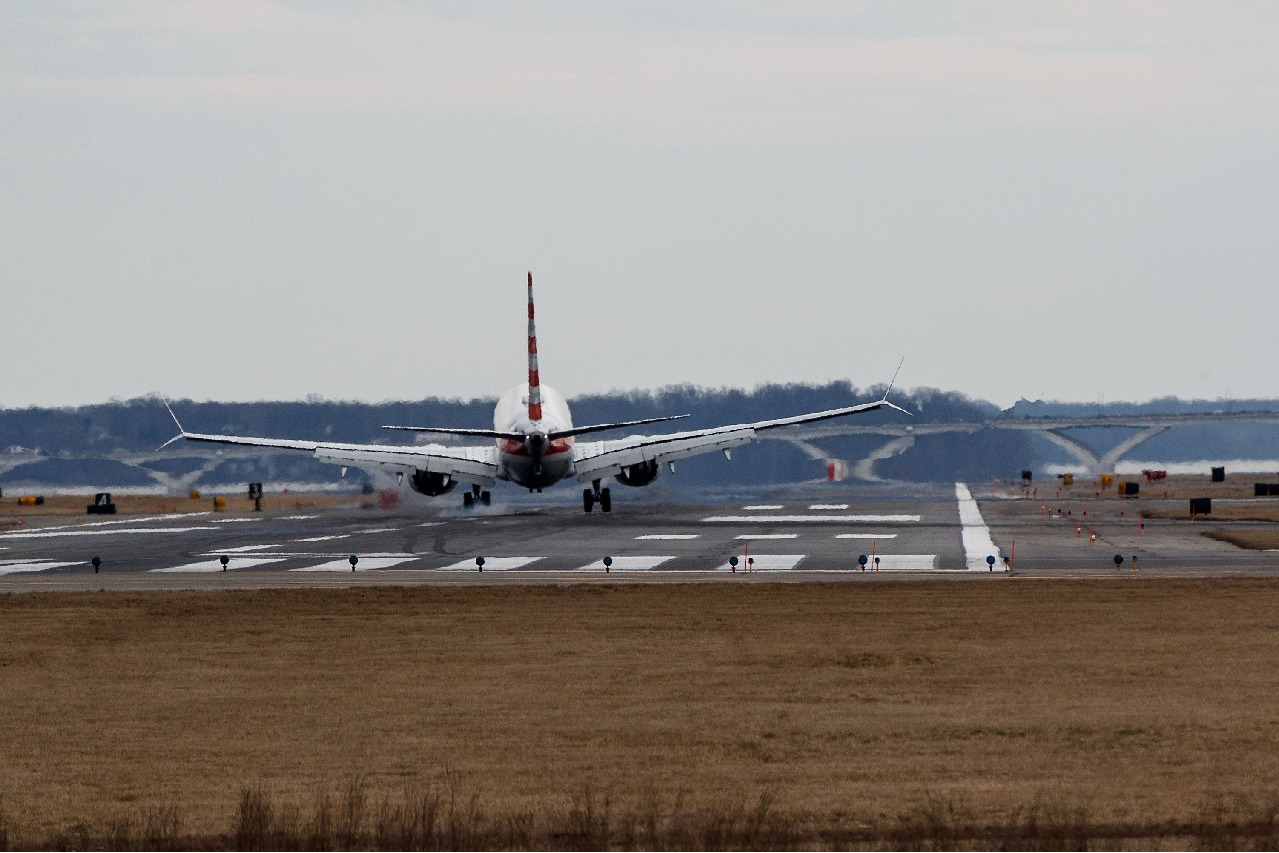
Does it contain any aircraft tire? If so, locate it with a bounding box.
[600,487,612,513]
[582,488,594,513]
[462,492,474,509]
[480,490,491,507]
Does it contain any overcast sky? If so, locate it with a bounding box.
[3,2,1278,410]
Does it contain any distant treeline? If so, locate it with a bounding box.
[5,386,1278,488]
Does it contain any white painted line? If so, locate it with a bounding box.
[956,483,1004,571]
[809,504,849,510]
[354,527,400,534]
[575,556,676,572]
[742,505,784,510]
[835,533,899,539]
[152,557,287,573]
[215,545,281,553]
[201,551,409,559]
[634,534,699,540]
[703,515,920,523]
[418,522,443,527]
[726,554,806,572]
[281,515,317,520]
[208,518,263,524]
[735,533,798,540]
[434,557,542,572]
[11,513,214,533]
[852,554,939,572]
[0,561,80,575]
[0,526,218,539]
[290,557,418,572]
[294,535,349,542]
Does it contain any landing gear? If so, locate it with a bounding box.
[462,486,491,510]
[583,481,612,513]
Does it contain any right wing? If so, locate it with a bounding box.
[162,408,499,486]
[572,397,907,483]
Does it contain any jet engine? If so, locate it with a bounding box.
[409,470,456,496]
[614,460,660,487]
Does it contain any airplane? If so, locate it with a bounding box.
[163,273,908,512]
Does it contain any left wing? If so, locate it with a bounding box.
[572,396,907,483]
[160,406,499,486]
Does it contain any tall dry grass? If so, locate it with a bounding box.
[3,581,1279,848]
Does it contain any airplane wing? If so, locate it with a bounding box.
[161,411,500,486]
[571,397,907,483]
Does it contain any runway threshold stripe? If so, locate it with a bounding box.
[703,515,921,523]
[735,534,798,540]
[290,557,418,572]
[742,505,783,510]
[434,557,542,572]
[834,533,898,539]
[634,534,699,540]
[575,556,675,572]
[0,526,219,539]
[723,554,806,571]
[152,557,287,573]
[0,561,81,575]
[809,504,849,510]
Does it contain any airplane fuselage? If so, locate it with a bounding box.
[493,383,575,489]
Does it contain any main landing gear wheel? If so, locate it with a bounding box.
[583,482,612,513]
[480,490,491,507]
[462,492,474,509]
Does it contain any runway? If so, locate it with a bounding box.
[0,482,1274,591]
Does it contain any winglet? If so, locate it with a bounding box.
[880,357,913,416]
[157,399,188,450]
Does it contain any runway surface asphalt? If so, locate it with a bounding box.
[0,482,1275,592]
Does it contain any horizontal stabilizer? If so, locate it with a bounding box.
[381,426,526,440]
[548,414,689,440]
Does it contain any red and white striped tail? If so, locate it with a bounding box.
[526,271,542,422]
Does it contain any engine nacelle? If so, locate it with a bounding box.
[409,470,457,497]
[615,460,660,487]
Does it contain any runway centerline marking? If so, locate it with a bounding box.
[294,535,349,542]
[742,505,784,510]
[634,534,699,540]
[809,504,849,510]
[735,534,798,540]
[835,533,899,539]
[703,515,921,523]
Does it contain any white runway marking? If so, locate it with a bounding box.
[152,557,287,573]
[216,545,280,553]
[290,557,418,572]
[809,504,849,510]
[575,556,675,572]
[742,505,784,510]
[434,557,542,571]
[703,515,921,523]
[281,515,317,520]
[208,518,263,524]
[735,533,798,540]
[726,554,806,571]
[956,483,1004,571]
[852,555,940,572]
[0,526,218,539]
[834,533,899,539]
[634,534,699,540]
[0,560,81,575]
[9,513,213,533]
[355,527,400,534]
[294,535,349,542]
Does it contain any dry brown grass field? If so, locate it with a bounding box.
[3,580,1279,848]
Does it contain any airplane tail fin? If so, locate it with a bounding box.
[526,271,543,422]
